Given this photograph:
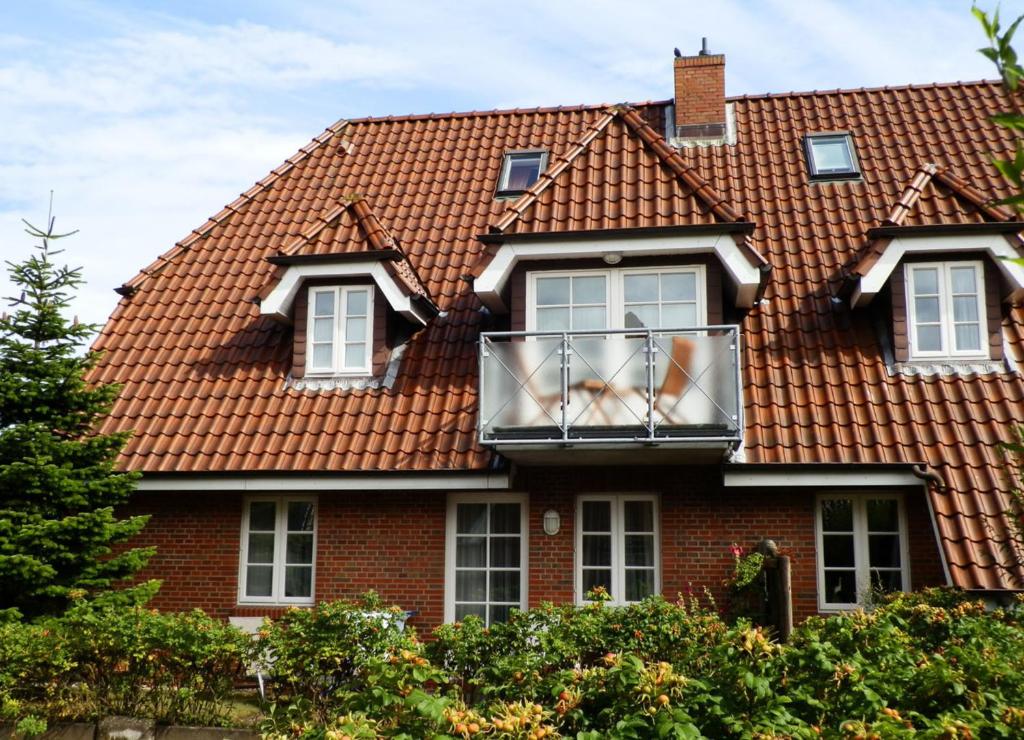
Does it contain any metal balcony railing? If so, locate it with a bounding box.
[478,326,743,446]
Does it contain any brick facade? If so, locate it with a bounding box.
[123,468,947,630]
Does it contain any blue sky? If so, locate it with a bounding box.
[1,0,1020,327]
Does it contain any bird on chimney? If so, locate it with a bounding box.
[674,47,682,57]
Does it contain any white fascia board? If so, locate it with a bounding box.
[723,468,923,488]
[475,233,762,311]
[136,472,511,492]
[261,262,429,324]
[853,233,1024,307]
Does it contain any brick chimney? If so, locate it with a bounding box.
[673,39,726,140]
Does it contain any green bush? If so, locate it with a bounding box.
[0,589,255,728]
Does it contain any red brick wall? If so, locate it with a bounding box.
[122,470,947,629]
[674,54,725,130]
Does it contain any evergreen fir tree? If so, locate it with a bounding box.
[0,205,152,619]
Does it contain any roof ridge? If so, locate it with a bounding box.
[884,162,1014,227]
[118,118,352,295]
[344,99,673,125]
[932,167,1016,222]
[727,78,1001,103]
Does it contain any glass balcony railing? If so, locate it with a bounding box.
[478,326,743,446]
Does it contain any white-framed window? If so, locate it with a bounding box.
[815,493,910,611]
[497,151,547,194]
[905,261,987,360]
[239,497,317,605]
[307,285,374,375]
[526,266,706,332]
[576,494,659,605]
[445,493,528,625]
[804,133,859,179]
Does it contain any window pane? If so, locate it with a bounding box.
[536,277,569,306]
[582,501,611,532]
[346,317,367,342]
[344,343,366,368]
[573,276,606,304]
[624,304,658,329]
[248,533,275,564]
[246,565,273,597]
[457,503,488,534]
[950,266,977,294]
[313,291,335,315]
[625,569,655,602]
[536,307,570,331]
[490,537,520,568]
[490,571,520,603]
[823,570,857,604]
[912,268,939,295]
[456,571,486,602]
[810,138,854,172]
[284,566,312,598]
[313,317,334,342]
[489,604,515,624]
[572,306,606,331]
[624,534,654,567]
[624,500,654,532]
[662,272,696,301]
[286,534,314,565]
[953,295,979,322]
[346,290,368,315]
[820,499,853,531]
[583,534,612,567]
[867,499,899,531]
[662,303,697,329]
[823,534,855,568]
[917,325,942,352]
[456,537,486,567]
[624,274,658,302]
[869,534,902,569]
[249,502,276,531]
[505,157,541,191]
[312,344,333,368]
[914,296,940,323]
[287,502,314,531]
[871,569,903,593]
[490,503,520,534]
[582,568,612,596]
[455,603,486,621]
[955,324,981,351]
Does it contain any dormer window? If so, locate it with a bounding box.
[307,285,374,375]
[805,133,859,180]
[905,261,987,360]
[497,151,547,196]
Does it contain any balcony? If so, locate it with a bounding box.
[478,326,742,462]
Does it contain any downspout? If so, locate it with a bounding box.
[912,464,954,587]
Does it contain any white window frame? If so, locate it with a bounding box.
[238,496,318,606]
[905,261,988,360]
[575,493,661,606]
[444,493,529,624]
[305,285,374,376]
[814,492,910,612]
[497,151,548,194]
[525,266,707,332]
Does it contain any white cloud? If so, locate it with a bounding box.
[2,0,1021,332]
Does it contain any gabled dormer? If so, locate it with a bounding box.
[471,105,769,461]
[259,196,436,386]
[847,164,1024,367]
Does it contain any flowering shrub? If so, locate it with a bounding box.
[0,586,255,729]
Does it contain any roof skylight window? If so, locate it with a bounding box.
[497,151,547,195]
[805,133,860,180]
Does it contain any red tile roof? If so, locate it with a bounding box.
[93,81,1024,591]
